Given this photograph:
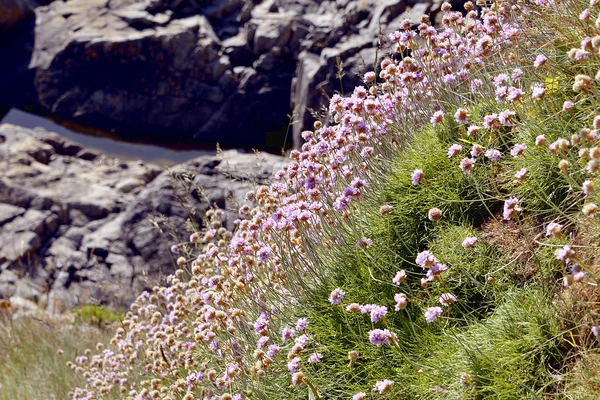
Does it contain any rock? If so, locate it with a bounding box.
[0,203,25,225]
[252,14,293,55]
[0,231,41,262]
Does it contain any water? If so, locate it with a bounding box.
[0,108,216,166]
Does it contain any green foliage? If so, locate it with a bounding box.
[73,305,124,328]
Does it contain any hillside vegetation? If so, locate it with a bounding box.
[4,0,600,399]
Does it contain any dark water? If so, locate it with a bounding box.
[0,108,217,166]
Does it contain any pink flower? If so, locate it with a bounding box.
[447,144,463,157]
[533,54,547,68]
[394,293,408,311]
[411,169,424,185]
[439,293,457,306]
[454,108,469,124]
[460,157,475,175]
[503,197,521,220]
[545,222,562,238]
[329,288,345,305]
[393,270,407,285]
[424,306,443,322]
[431,110,444,126]
[485,149,501,162]
[462,236,477,248]
[510,143,527,157]
[535,135,546,146]
[368,329,393,346]
[515,168,527,181]
[373,379,393,394]
[467,125,481,136]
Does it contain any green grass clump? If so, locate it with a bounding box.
[73,305,124,328]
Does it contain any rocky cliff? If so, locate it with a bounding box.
[0,124,286,311]
[0,0,459,148]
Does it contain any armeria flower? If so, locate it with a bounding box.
[291,372,304,386]
[583,203,598,216]
[510,143,527,157]
[460,372,473,388]
[454,108,469,124]
[499,110,516,126]
[415,250,438,268]
[532,84,546,99]
[394,293,408,311]
[483,114,499,130]
[368,329,393,346]
[485,149,501,162]
[462,236,477,248]
[170,245,179,254]
[431,110,444,126]
[533,53,547,68]
[447,144,463,157]
[364,71,376,83]
[346,303,361,312]
[562,101,574,112]
[460,157,475,175]
[308,353,322,363]
[583,180,595,197]
[507,87,524,102]
[393,270,407,285]
[427,207,442,221]
[357,237,373,249]
[411,169,424,185]
[373,379,393,394]
[370,305,388,323]
[592,326,600,338]
[573,74,592,93]
[295,318,308,331]
[281,327,296,341]
[545,222,563,238]
[471,144,484,158]
[467,125,481,136]
[267,344,280,357]
[424,306,443,322]
[329,288,345,305]
[439,293,457,306]
[580,8,591,19]
[536,135,546,146]
[503,197,521,220]
[512,68,523,82]
[515,167,527,181]
[287,357,301,373]
[380,204,393,215]
[352,392,366,400]
[555,245,575,265]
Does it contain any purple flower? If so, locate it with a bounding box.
[583,180,594,197]
[352,392,366,400]
[483,114,498,129]
[454,108,469,124]
[431,110,444,126]
[329,288,345,305]
[462,236,477,248]
[507,87,524,102]
[471,144,484,158]
[308,353,323,363]
[510,143,527,157]
[467,125,481,136]
[512,68,523,82]
[448,144,463,157]
[424,306,443,322]
[267,344,280,357]
[170,245,179,254]
[411,169,424,185]
[287,357,301,373]
[281,327,296,342]
[296,318,308,331]
[368,329,393,346]
[485,149,501,162]
[357,237,373,249]
[373,379,393,394]
[415,250,438,268]
[545,222,563,238]
[563,101,574,112]
[532,85,546,99]
[503,197,521,220]
[394,293,408,311]
[515,168,527,180]
[555,245,575,265]
[370,305,388,323]
[498,110,516,126]
[534,54,547,68]
[439,293,457,306]
[393,270,407,285]
[460,157,475,175]
[364,71,376,83]
[592,326,600,337]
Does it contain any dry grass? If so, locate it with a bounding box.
[0,313,113,400]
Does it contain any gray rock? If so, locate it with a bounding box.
[0,203,25,225]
